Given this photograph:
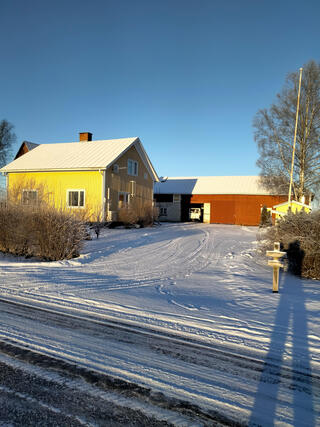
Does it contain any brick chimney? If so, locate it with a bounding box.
[79,132,92,142]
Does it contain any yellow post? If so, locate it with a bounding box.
[266,242,286,293]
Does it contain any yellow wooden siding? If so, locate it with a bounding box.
[273,201,312,220]
[8,171,102,220]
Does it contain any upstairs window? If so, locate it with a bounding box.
[127,159,138,176]
[112,164,119,173]
[22,190,38,205]
[67,190,85,207]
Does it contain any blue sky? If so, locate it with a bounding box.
[1,0,320,177]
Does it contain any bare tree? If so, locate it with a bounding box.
[0,119,16,167]
[254,60,320,201]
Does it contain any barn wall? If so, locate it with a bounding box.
[189,194,287,225]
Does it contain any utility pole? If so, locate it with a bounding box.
[288,67,303,204]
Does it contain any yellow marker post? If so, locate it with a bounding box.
[266,242,286,293]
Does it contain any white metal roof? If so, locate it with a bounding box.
[154,176,281,195]
[1,137,158,181]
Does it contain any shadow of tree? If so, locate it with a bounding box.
[249,269,316,426]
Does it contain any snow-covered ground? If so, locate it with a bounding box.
[0,222,319,425]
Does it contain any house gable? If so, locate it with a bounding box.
[106,144,154,215]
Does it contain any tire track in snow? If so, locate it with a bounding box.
[0,224,230,305]
[0,298,318,426]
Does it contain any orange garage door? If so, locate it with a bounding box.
[211,200,236,224]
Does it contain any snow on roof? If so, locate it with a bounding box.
[154,176,279,195]
[1,137,146,172]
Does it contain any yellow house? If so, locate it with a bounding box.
[271,200,312,221]
[0,132,158,221]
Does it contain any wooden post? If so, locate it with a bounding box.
[272,263,280,292]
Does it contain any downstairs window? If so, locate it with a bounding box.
[67,190,85,207]
[22,190,38,205]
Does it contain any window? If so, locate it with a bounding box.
[118,192,130,208]
[22,190,38,205]
[127,159,138,176]
[173,194,181,203]
[144,172,148,180]
[67,190,85,207]
[112,164,119,173]
[159,207,167,216]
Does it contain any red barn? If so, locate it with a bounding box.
[154,176,287,226]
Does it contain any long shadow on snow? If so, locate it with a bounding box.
[248,272,317,426]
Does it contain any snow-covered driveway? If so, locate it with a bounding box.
[0,223,319,425]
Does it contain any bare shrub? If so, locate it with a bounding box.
[137,203,158,227]
[0,203,34,256]
[0,202,86,261]
[118,199,158,227]
[118,204,139,226]
[32,207,87,260]
[259,210,320,279]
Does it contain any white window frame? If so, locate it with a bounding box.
[127,159,138,176]
[67,189,85,208]
[22,189,38,205]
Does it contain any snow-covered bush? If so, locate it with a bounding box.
[0,203,87,261]
[260,210,320,279]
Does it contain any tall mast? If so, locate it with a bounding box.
[288,67,303,204]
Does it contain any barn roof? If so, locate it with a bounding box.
[154,176,282,195]
[24,141,39,151]
[1,137,158,181]
[14,141,40,160]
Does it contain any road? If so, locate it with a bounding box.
[0,298,318,426]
